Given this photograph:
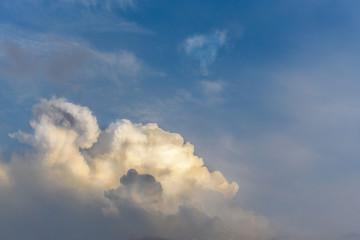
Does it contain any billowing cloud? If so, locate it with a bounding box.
[183,30,227,74]
[2,97,272,240]
[10,98,100,179]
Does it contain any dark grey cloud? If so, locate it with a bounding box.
[0,40,89,84]
[103,170,238,240]
[344,233,360,240]
[0,42,38,81]
[128,237,170,240]
[45,45,90,84]
[105,169,163,207]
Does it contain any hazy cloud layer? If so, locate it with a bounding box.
[0,0,151,34]
[0,97,272,240]
[0,162,9,185]
[0,25,147,86]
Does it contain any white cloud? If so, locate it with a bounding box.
[183,30,227,74]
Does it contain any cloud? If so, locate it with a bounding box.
[104,169,163,212]
[0,0,151,34]
[89,118,239,204]
[57,0,137,10]
[3,0,137,12]
[199,80,226,105]
[344,233,360,240]
[183,30,227,74]
[200,80,224,94]
[0,163,9,185]
[10,97,100,179]
[128,237,170,240]
[1,97,272,240]
[0,25,147,86]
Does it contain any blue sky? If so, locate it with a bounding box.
[1,1,360,240]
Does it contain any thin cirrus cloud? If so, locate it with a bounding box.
[0,97,272,240]
[53,0,154,34]
[199,80,226,105]
[3,0,137,11]
[183,30,227,74]
[56,0,137,10]
[0,0,152,34]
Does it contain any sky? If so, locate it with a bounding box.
[0,0,360,239]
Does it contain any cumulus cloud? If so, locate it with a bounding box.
[2,97,272,240]
[183,30,227,74]
[10,97,99,180]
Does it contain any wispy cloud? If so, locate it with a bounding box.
[0,0,153,34]
[0,25,149,86]
[5,0,137,11]
[200,80,224,94]
[183,30,227,75]
[57,0,137,10]
[200,80,226,105]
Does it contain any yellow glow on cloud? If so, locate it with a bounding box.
[4,97,272,240]
[91,120,239,202]
[10,98,238,206]
[0,164,9,185]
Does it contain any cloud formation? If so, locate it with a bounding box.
[58,0,136,10]
[2,97,272,240]
[0,0,151,34]
[200,80,224,94]
[0,162,9,185]
[104,169,163,212]
[0,27,146,86]
[183,30,227,74]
